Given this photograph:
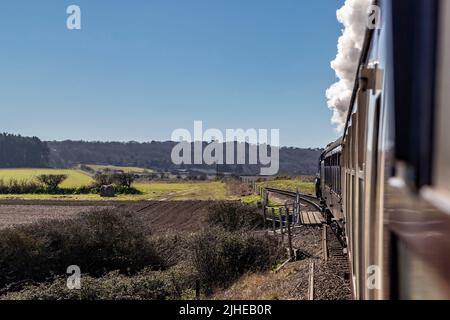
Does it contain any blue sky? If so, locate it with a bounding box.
[0,0,343,148]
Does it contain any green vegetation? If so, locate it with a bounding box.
[0,170,140,197]
[85,164,152,173]
[207,202,264,232]
[257,179,315,195]
[240,194,262,206]
[0,209,162,290]
[0,176,230,201]
[134,181,229,200]
[36,174,68,192]
[1,203,283,300]
[1,268,195,300]
[0,133,49,168]
[49,140,322,176]
[0,169,313,202]
[0,169,93,189]
[191,228,282,294]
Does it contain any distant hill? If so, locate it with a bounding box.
[0,133,322,175]
[0,133,49,168]
[47,140,322,176]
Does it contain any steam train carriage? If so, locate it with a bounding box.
[317,0,450,300]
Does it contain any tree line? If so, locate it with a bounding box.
[0,133,49,168]
[0,133,323,176]
[48,140,323,176]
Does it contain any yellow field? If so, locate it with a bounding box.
[257,179,315,195]
[134,181,229,200]
[86,165,152,173]
[0,180,230,201]
[0,169,94,188]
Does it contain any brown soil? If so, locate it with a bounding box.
[0,204,112,229]
[0,200,220,233]
[129,200,214,233]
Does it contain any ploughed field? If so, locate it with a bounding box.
[0,200,216,232]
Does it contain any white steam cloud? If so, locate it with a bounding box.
[326,0,372,131]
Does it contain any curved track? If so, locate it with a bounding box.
[265,187,322,212]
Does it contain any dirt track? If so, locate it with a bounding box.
[0,200,223,233]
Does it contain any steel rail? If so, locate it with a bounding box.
[265,187,322,212]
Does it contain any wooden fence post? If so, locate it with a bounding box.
[195,280,201,300]
[322,225,328,262]
[271,208,276,235]
[308,262,314,300]
[279,207,284,244]
[263,206,268,230]
[263,189,268,229]
[285,205,294,260]
[296,189,301,225]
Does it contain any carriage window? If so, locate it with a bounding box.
[392,0,438,188]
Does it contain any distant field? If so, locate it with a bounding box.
[135,181,229,200]
[85,165,152,173]
[0,169,94,188]
[257,179,315,195]
[0,180,231,201]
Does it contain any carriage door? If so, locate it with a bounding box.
[359,63,384,299]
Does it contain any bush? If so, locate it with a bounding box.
[0,209,163,291]
[0,178,44,194]
[36,174,68,192]
[2,229,282,300]
[207,202,264,232]
[91,172,139,195]
[0,178,94,195]
[1,263,198,301]
[190,228,283,293]
[93,173,114,186]
[112,173,135,188]
[79,165,95,173]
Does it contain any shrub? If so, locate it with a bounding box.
[112,173,135,188]
[0,209,163,291]
[2,228,282,300]
[190,228,283,293]
[1,264,198,301]
[93,173,114,186]
[0,178,44,194]
[79,165,95,174]
[149,233,193,268]
[207,202,264,232]
[36,174,68,192]
[0,178,94,195]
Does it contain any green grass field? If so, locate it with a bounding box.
[0,169,94,188]
[132,181,229,200]
[85,165,152,173]
[0,169,310,202]
[0,168,230,201]
[257,179,315,195]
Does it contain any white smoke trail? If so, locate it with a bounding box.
[326,0,372,131]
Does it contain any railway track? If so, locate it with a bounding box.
[262,187,351,299]
[266,187,348,248]
[264,187,322,211]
